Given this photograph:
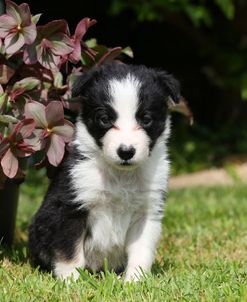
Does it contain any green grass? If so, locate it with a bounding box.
[1,180,247,301]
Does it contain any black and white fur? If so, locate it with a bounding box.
[29,63,181,282]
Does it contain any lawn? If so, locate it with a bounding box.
[1,173,247,301]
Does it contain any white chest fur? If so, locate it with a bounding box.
[70,137,169,271]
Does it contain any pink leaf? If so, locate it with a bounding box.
[52,120,75,143]
[6,0,22,25]
[69,43,81,64]
[25,101,47,128]
[40,37,53,49]
[47,133,65,166]
[23,43,37,64]
[5,32,25,55]
[13,118,36,139]
[168,97,194,125]
[36,46,61,70]
[18,3,32,25]
[74,18,97,41]
[1,148,19,178]
[22,23,37,44]
[97,47,122,65]
[14,141,34,157]
[24,129,44,151]
[45,101,64,128]
[50,33,74,56]
[69,18,96,63]
[38,20,69,38]
[0,15,17,38]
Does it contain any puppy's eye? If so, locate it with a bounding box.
[96,113,112,128]
[141,115,153,127]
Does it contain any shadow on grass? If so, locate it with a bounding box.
[0,237,51,278]
[1,240,174,283]
[0,217,33,264]
[152,259,176,276]
[0,237,29,264]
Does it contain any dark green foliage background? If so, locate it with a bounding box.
[108,0,247,173]
[16,0,247,173]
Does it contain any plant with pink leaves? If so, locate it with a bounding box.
[0,0,37,55]
[0,0,133,188]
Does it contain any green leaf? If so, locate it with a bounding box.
[54,72,63,88]
[185,5,212,27]
[81,51,94,67]
[0,114,18,124]
[241,73,247,100]
[241,88,247,101]
[85,38,97,48]
[0,93,9,113]
[0,64,15,84]
[32,13,42,24]
[121,46,134,58]
[12,77,40,93]
[215,0,235,19]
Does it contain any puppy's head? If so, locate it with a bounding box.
[73,63,181,170]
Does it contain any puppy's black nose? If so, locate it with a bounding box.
[117,144,136,161]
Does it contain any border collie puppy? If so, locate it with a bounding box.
[29,63,181,282]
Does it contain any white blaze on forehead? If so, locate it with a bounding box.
[109,74,140,129]
[103,74,150,164]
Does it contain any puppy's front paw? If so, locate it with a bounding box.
[54,262,80,282]
[124,267,146,283]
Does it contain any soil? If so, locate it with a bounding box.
[169,163,247,189]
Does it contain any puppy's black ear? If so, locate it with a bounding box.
[72,69,96,98]
[156,70,181,104]
[156,70,193,124]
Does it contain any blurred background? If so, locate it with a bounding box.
[15,0,247,175]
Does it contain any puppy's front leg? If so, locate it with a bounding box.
[53,244,85,281]
[125,217,162,282]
